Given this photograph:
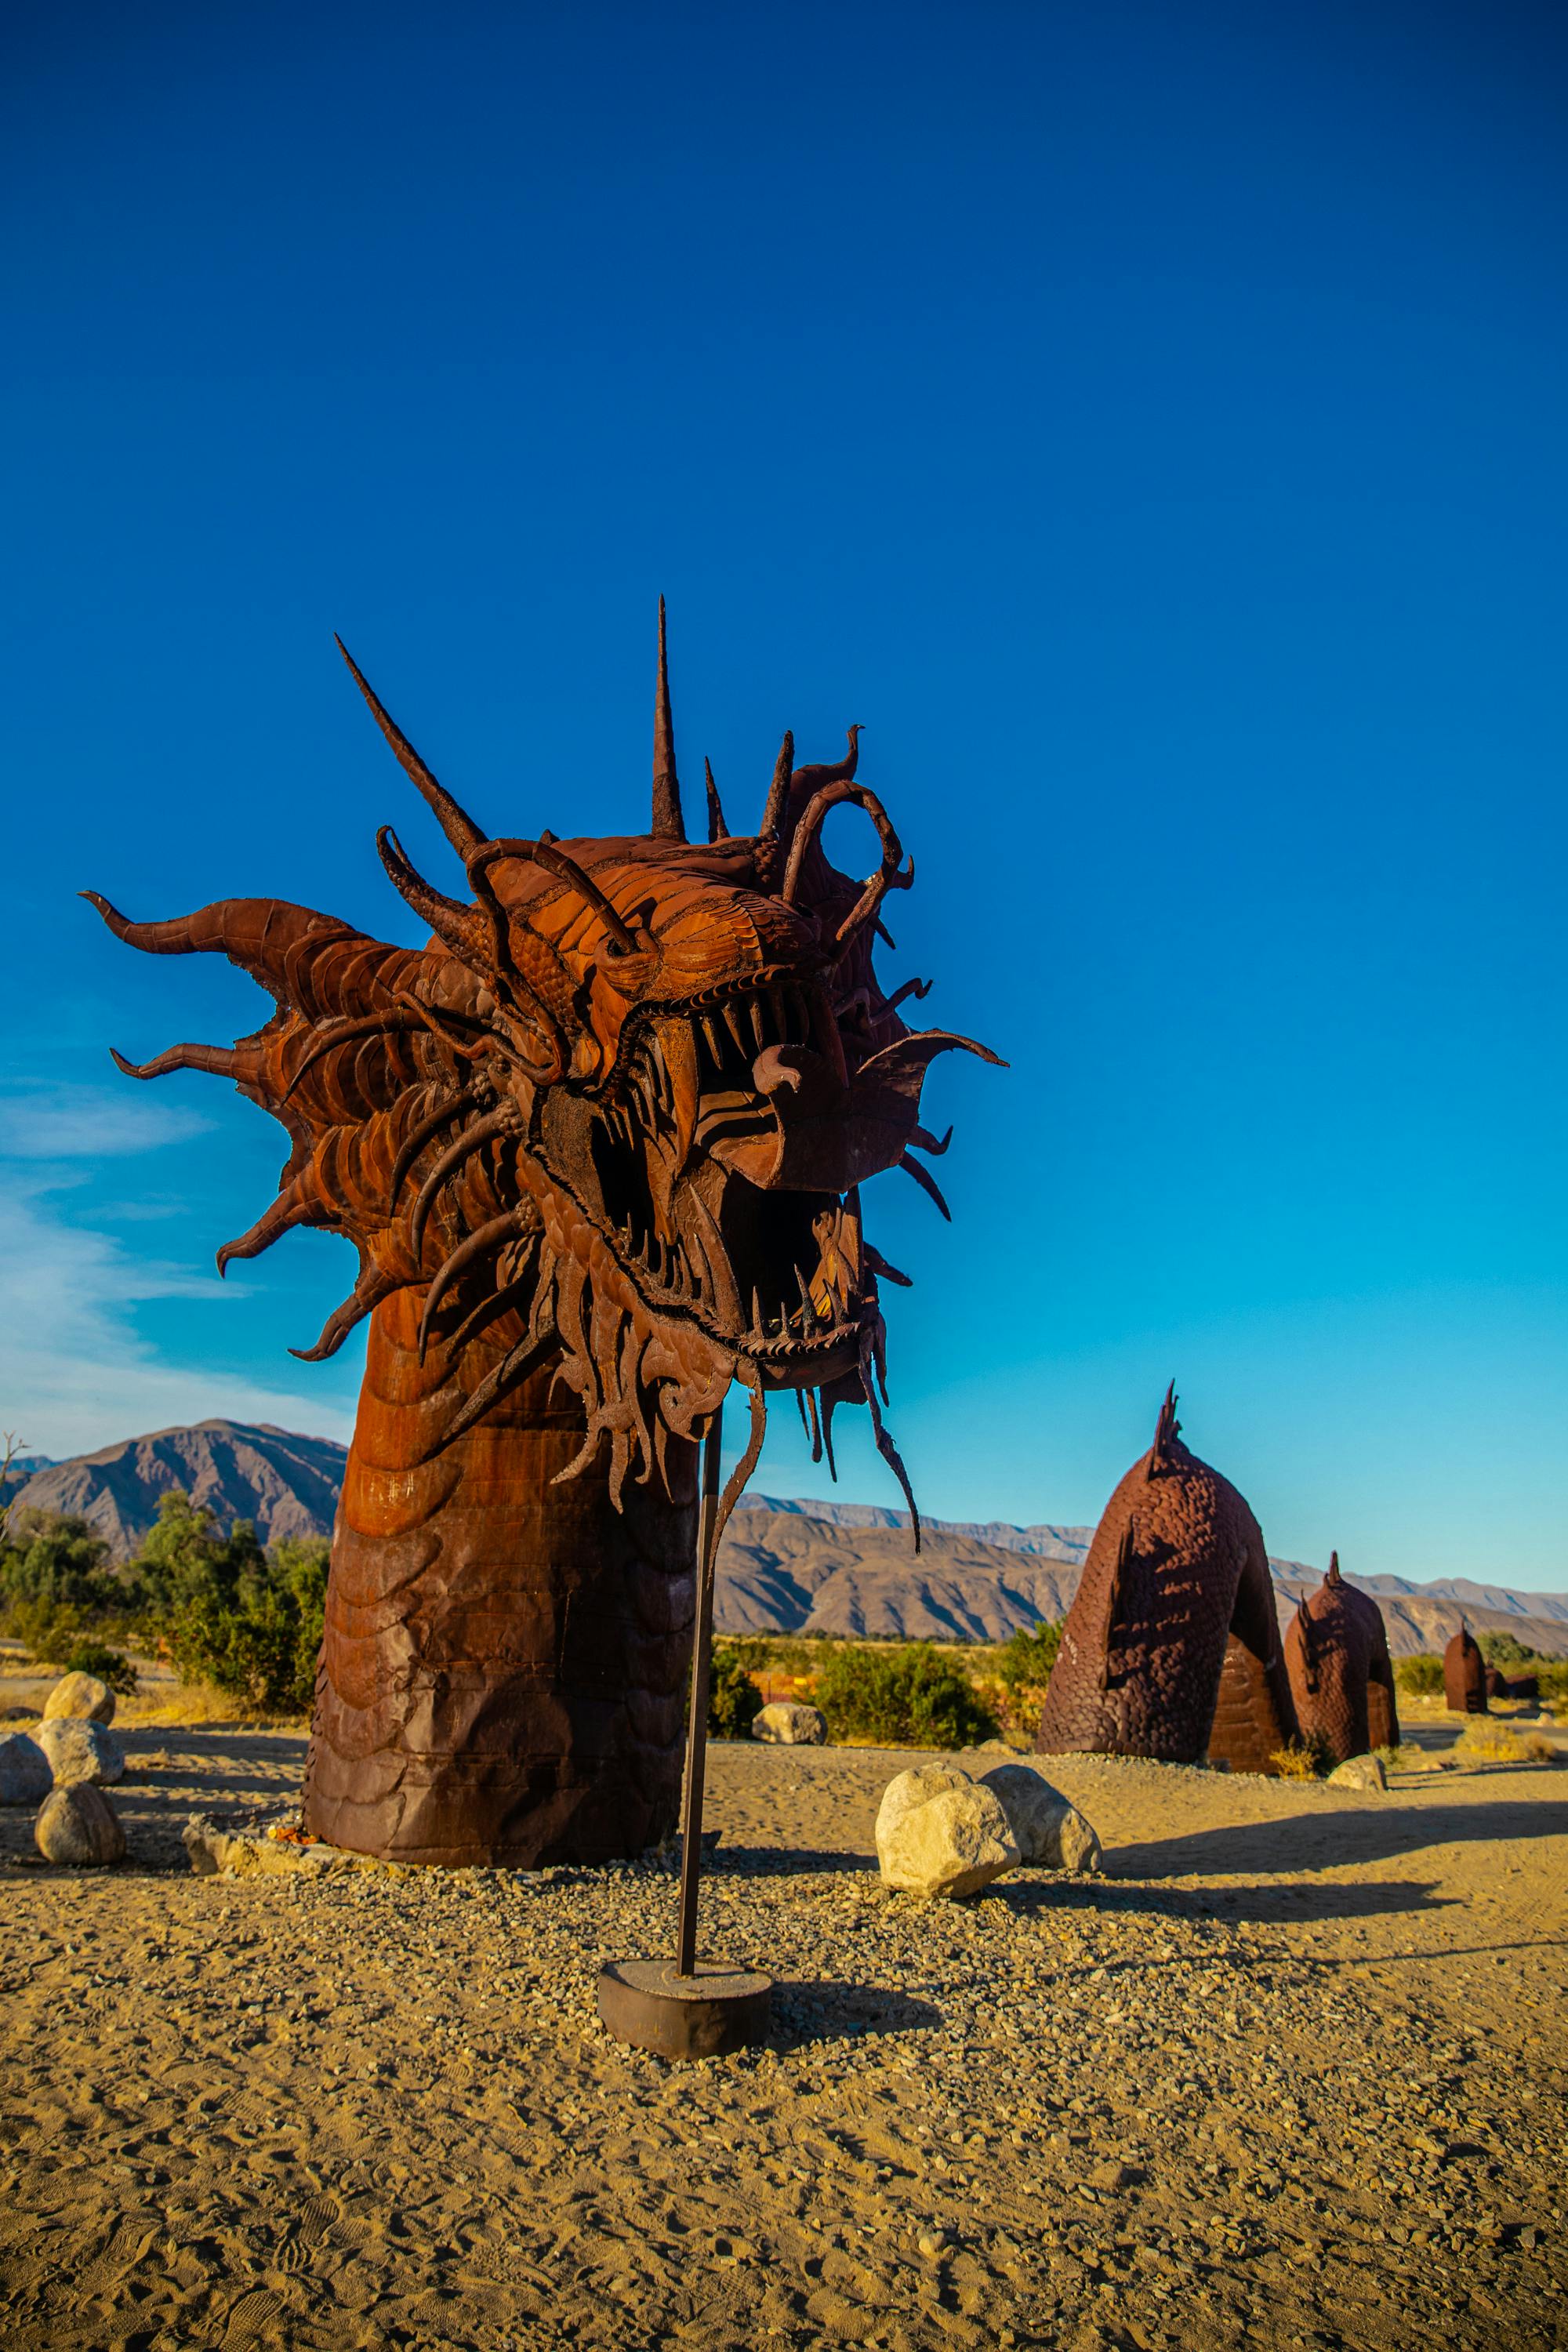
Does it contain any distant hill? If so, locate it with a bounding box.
[4,1421,347,1559]
[717,1499,1568,1657]
[5,1425,1564,1656]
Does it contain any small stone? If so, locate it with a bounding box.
[750,1701,827,1745]
[1327,1753,1388,1791]
[1089,2159,1143,2190]
[35,1783,126,1865]
[34,1715,125,1787]
[877,1783,1019,1900]
[917,2233,946,2260]
[0,1732,53,1806]
[978,1762,1104,1872]
[42,1669,116,1726]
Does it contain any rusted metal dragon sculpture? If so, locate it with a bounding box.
[1283,1552,1400,1762]
[1035,1387,1298,1775]
[89,609,997,1866]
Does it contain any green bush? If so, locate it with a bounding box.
[995,1620,1062,1696]
[162,1524,328,1716]
[811,1642,999,1750]
[61,1641,139,1695]
[707,1645,764,1739]
[0,1510,118,1624]
[1394,1653,1444,1696]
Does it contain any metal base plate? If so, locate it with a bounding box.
[597,1958,773,2060]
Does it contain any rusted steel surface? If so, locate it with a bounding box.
[1034,1388,1298,1774]
[1444,1624,1489,1715]
[1283,1552,1400,1764]
[89,607,998,1865]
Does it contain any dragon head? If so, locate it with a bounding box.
[87,607,1000,1526]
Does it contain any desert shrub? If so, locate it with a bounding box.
[122,1495,326,1716]
[984,1619,1063,1735]
[1373,1743,1428,1774]
[8,1598,89,1667]
[1476,1630,1540,1668]
[1394,1653,1444,1697]
[811,1642,999,1750]
[1270,1730,1334,1780]
[996,1620,1062,1694]
[706,1646,764,1738]
[0,1511,119,1625]
[60,1640,139,1695]
[1455,1724,1558,1766]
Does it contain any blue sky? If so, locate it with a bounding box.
[2,2,1563,1586]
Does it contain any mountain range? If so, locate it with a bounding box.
[5,1421,1564,1658]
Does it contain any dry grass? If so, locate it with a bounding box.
[1270,1730,1334,1780]
[1454,1723,1559,1765]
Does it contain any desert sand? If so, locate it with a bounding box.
[1,1706,1563,2352]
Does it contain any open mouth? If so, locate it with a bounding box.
[579,975,866,1368]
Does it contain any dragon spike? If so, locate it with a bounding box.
[650,597,686,843]
[1327,1550,1341,1586]
[1149,1381,1181,1472]
[760,730,794,840]
[704,756,729,843]
[376,828,492,968]
[897,1149,951,1221]
[335,636,486,861]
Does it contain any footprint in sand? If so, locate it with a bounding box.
[222,2285,285,2347]
[72,2215,161,2299]
[299,2191,343,2245]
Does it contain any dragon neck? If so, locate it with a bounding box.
[301,1287,699,1867]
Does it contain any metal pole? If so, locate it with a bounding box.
[675,1403,724,1977]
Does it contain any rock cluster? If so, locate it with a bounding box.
[35,1783,125,1865]
[750,1702,826,1745]
[42,1670,117,1725]
[978,1762,1104,1871]
[0,1733,53,1806]
[874,1760,1100,1898]
[34,1717,125,1788]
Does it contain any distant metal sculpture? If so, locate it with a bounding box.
[89,608,998,1866]
[1444,1624,1488,1715]
[1035,1388,1298,1774]
[1283,1552,1399,1763]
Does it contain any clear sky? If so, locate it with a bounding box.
[2,2,1563,1588]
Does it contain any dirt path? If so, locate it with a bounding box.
[1,1724,1563,2351]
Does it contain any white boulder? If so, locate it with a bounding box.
[0,1733,53,1806]
[43,1670,117,1726]
[35,1784,126,1866]
[874,1762,975,1853]
[1327,1752,1388,1791]
[978,1762,1103,1873]
[750,1701,827,1745]
[877,1776,1019,1900]
[34,1715,125,1788]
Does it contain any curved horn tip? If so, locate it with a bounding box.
[108,1047,147,1079]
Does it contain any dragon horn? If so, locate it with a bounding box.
[376,829,493,969]
[336,636,486,860]
[1327,1550,1341,1585]
[760,730,794,840]
[705,757,729,842]
[650,596,686,843]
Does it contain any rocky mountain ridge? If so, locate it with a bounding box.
[4,1425,1563,1657]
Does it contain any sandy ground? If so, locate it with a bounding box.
[0,1705,1564,2352]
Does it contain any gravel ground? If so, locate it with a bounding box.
[0,1720,1564,2352]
